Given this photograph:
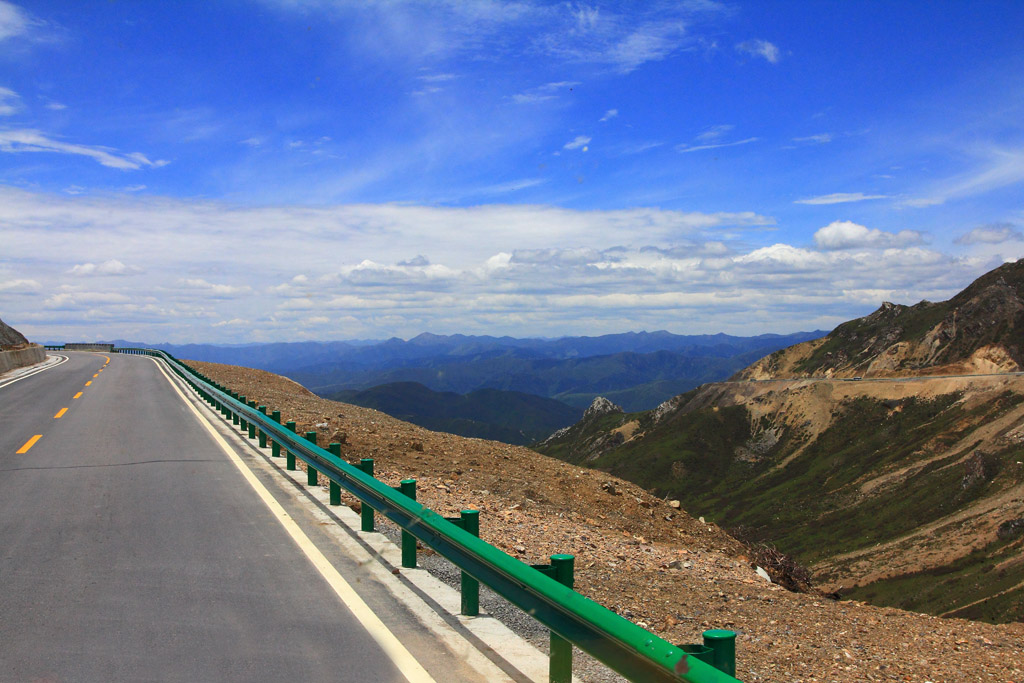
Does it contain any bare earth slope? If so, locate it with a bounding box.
[0,316,30,349]
[191,359,1022,683]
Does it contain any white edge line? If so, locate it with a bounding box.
[0,354,68,390]
[150,357,437,683]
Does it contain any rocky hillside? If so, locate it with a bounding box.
[0,316,30,350]
[740,258,1024,379]
[190,359,1022,681]
[536,260,1024,624]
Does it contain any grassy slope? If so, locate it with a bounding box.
[536,388,1024,622]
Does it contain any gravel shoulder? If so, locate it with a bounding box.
[190,360,1024,683]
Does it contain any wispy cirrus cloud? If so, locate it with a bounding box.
[0,1,30,41]
[676,137,757,154]
[736,39,780,63]
[563,135,591,151]
[0,86,21,115]
[794,192,888,205]
[903,146,1024,208]
[0,129,169,170]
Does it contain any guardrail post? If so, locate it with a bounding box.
[328,443,342,505]
[395,479,417,568]
[247,401,257,439]
[461,510,480,616]
[305,432,319,486]
[285,421,297,470]
[271,410,281,457]
[232,392,240,425]
[257,406,267,448]
[239,396,248,431]
[702,629,737,677]
[550,554,575,683]
[359,459,374,531]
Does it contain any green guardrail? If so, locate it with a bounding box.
[121,347,743,683]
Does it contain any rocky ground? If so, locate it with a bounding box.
[190,360,1024,682]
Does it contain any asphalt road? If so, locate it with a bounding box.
[0,352,440,682]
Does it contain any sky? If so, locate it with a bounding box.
[1,1,1023,344]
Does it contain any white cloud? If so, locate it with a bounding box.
[813,220,924,250]
[45,101,66,110]
[904,146,1024,207]
[955,223,1023,245]
[599,109,618,122]
[792,133,832,145]
[0,278,40,293]
[68,260,143,277]
[178,279,252,297]
[696,124,733,142]
[0,85,20,115]
[240,137,264,147]
[0,129,169,170]
[676,137,758,154]
[736,39,780,63]
[794,192,889,205]
[563,135,591,150]
[0,1,29,41]
[43,290,133,309]
[3,185,1000,341]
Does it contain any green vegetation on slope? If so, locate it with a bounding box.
[536,388,1024,622]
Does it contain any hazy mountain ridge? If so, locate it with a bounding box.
[329,382,581,445]
[535,260,1024,623]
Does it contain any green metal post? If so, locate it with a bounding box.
[247,401,257,439]
[702,629,736,677]
[257,406,267,448]
[328,443,342,505]
[359,459,374,531]
[461,510,480,616]
[271,410,281,457]
[550,554,575,683]
[399,479,417,568]
[285,421,297,470]
[239,395,247,431]
[305,431,318,486]
[232,392,240,425]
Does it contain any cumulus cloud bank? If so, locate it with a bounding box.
[813,221,923,250]
[0,187,1010,342]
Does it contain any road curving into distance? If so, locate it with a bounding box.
[0,351,491,682]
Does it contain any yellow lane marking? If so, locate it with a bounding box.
[93,373,99,378]
[73,392,83,399]
[54,408,68,419]
[152,360,435,683]
[17,435,42,454]
[102,355,110,365]
[85,381,92,386]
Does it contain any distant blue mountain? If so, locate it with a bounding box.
[126,330,825,412]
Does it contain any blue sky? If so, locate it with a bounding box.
[1,1,1023,343]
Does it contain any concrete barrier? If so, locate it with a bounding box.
[0,344,46,374]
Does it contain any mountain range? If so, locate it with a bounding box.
[536,258,1024,623]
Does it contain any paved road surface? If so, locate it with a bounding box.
[0,352,464,682]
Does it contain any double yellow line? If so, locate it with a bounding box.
[15,356,111,455]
